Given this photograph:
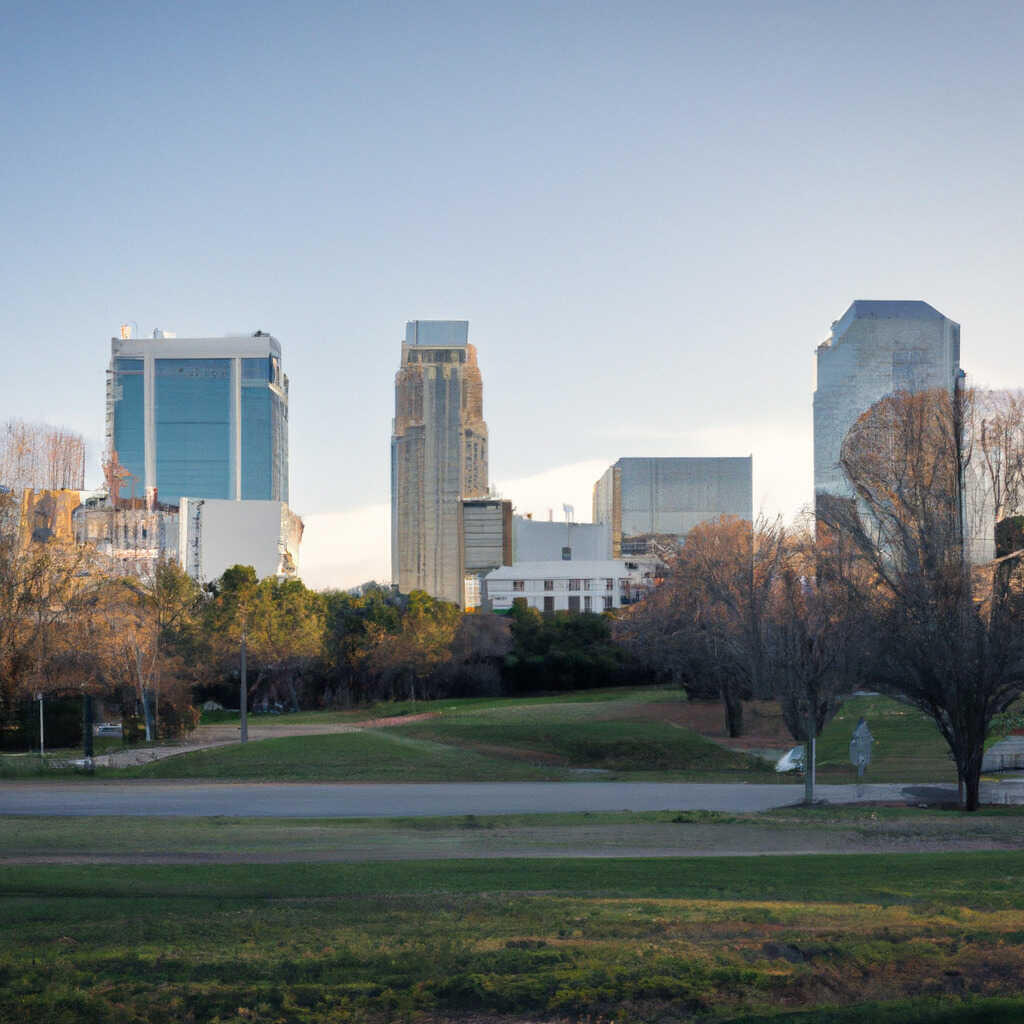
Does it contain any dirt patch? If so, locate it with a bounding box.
[2,820,1019,865]
[629,700,793,750]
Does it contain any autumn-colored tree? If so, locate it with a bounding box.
[100,560,203,740]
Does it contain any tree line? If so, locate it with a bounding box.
[620,386,1024,810]
[0,505,634,750]
[4,386,1024,810]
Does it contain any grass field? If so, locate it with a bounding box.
[1,805,1022,863]
[3,853,1024,1023]
[813,694,956,783]
[126,729,564,781]
[0,687,974,785]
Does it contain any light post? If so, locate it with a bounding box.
[35,692,44,758]
[240,613,248,743]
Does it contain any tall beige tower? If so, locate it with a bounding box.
[391,321,489,604]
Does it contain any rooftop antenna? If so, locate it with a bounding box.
[563,503,574,523]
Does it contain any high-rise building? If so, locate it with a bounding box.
[593,457,753,557]
[107,330,288,507]
[391,320,488,604]
[814,300,961,502]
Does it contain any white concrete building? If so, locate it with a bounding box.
[512,516,611,562]
[483,560,648,614]
[179,498,302,584]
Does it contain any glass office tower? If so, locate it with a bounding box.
[108,332,288,507]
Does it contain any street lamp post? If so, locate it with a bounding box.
[240,618,248,743]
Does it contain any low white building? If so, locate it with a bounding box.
[483,560,648,614]
[512,516,611,562]
[179,498,302,583]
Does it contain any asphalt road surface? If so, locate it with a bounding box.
[3,780,1023,817]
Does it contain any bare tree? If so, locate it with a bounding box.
[618,515,786,737]
[820,386,1024,811]
[0,419,86,492]
[766,525,865,802]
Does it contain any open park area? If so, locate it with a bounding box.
[3,689,1024,1023]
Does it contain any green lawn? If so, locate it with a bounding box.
[814,695,957,783]
[399,713,769,773]
[123,729,565,781]
[3,854,1024,1023]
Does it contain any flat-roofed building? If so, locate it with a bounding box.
[593,457,753,557]
[462,497,512,609]
[484,559,649,614]
[108,330,288,507]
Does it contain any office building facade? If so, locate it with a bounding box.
[593,457,753,556]
[813,300,960,501]
[107,331,288,508]
[391,321,489,605]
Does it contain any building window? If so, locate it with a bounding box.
[568,579,581,591]
[605,578,614,590]
[561,546,571,560]
[583,579,591,591]
[568,595,580,613]
[584,595,592,613]
[513,580,524,592]
[603,595,613,611]
[543,579,554,591]
[543,596,555,612]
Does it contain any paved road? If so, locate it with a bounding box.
[3,780,1023,817]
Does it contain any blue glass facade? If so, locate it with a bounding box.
[110,344,288,508]
[155,358,232,504]
[113,358,145,494]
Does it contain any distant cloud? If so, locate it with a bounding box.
[493,459,611,523]
[298,504,389,592]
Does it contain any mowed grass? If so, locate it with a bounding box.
[3,854,1024,1023]
[124,729,564,781]
[118,688,770,781]
[399,711,769,773]
[814,695,956,783]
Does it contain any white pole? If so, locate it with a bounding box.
[37,693,44,758]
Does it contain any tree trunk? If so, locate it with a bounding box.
[141,689,156,742]
[82,693,94,759]
[286,676,300,712]
[963,760,982,812]
[721,684,744,737]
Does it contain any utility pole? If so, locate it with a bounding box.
[240,616,248,743]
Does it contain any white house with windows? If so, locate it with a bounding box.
[483,560,649,614]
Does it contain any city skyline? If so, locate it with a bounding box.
[5,2,1024,588]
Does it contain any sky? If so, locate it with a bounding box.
[4,0,1024,589]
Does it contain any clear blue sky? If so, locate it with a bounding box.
[4,0,1024,586]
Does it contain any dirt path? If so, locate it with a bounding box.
[2,820,1021,864]
[91,712,440,767]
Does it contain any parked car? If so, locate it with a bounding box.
[95,722,122,736]
[775,745,805,773]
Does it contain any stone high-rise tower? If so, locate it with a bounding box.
[390,321,488,604]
